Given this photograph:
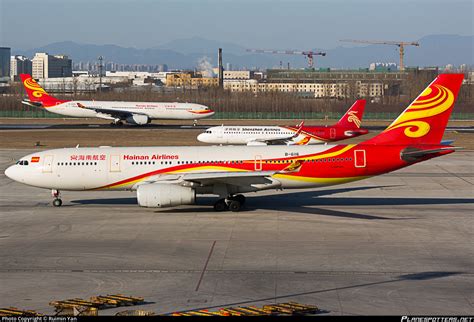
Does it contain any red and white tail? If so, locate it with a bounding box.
[20,74,67,107]
[335,99,366,129]
[365,74,464,146]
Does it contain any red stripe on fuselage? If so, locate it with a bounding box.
[97,145,352,189]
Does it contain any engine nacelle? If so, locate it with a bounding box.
[126,114,150,125]
[137,183,195,208]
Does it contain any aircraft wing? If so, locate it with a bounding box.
[246,137,294,146]
[246,124,305,145]
[77,103,147,119]
[139,161,303,189]
[182,170,278,186]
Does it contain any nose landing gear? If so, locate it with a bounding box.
[51,189,62,207]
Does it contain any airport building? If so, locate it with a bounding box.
[223,70,253,80]
[223,80,351,98]
[10,55,32,81]
[166,72,219,88]
[32,53,72,79]
[0,47,11,80]
[224,68,438,100]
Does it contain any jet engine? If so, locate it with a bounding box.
[137,183,195,208]
[126,114,150,125]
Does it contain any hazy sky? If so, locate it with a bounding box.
[1,0,472,50]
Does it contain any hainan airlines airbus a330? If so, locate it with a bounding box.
[197,100,368,145]
[20,74,214,125]
[6,74,464,212]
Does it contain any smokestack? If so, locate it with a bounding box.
[218,48,223,88]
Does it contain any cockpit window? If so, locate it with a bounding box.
[17,160,29,165]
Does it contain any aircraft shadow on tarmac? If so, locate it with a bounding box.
[167,271,463,315]
[71,185,474,220]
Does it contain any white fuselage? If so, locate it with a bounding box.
[45,101,214,120]
[5,145,359,193]
[197,126,324,145]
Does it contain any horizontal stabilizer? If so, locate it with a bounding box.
[21,99,43,108]
[401,146,461,162]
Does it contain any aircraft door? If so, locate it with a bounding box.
[254,155,262,171]
[354,149,366,168]
[330,128,336,139]
[42,155,54,173]
[217,125,223,138]
[110,155,121,172]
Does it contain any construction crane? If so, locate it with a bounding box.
[339,39,419,71]
[246,49,326,69]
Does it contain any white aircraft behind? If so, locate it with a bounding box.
[197,100,368,145]
[20,74,214,125]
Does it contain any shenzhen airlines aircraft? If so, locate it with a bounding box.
[19,74,214,125]
[5,74,464,212]
[197,100,368,145]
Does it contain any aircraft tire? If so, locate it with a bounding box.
[214,199,228,212]
[234,194,246,205]
[53,199,62,207]
[228,200,241,212]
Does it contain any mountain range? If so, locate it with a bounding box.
[14,34,473,70]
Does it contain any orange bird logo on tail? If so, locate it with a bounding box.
[347,111,361,128]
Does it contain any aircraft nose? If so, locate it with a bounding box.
[197,133,207,143]
[4,165,19,182]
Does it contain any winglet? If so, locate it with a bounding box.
[296,121,304,128]
[294,122,305,136]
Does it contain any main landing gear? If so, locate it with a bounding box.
[52,189,62,207]
[213,194,246,212]
[110,120,124,127]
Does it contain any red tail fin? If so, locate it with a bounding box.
[19,74,67,107]
[335,99,366,129]
[365,74,464,145]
